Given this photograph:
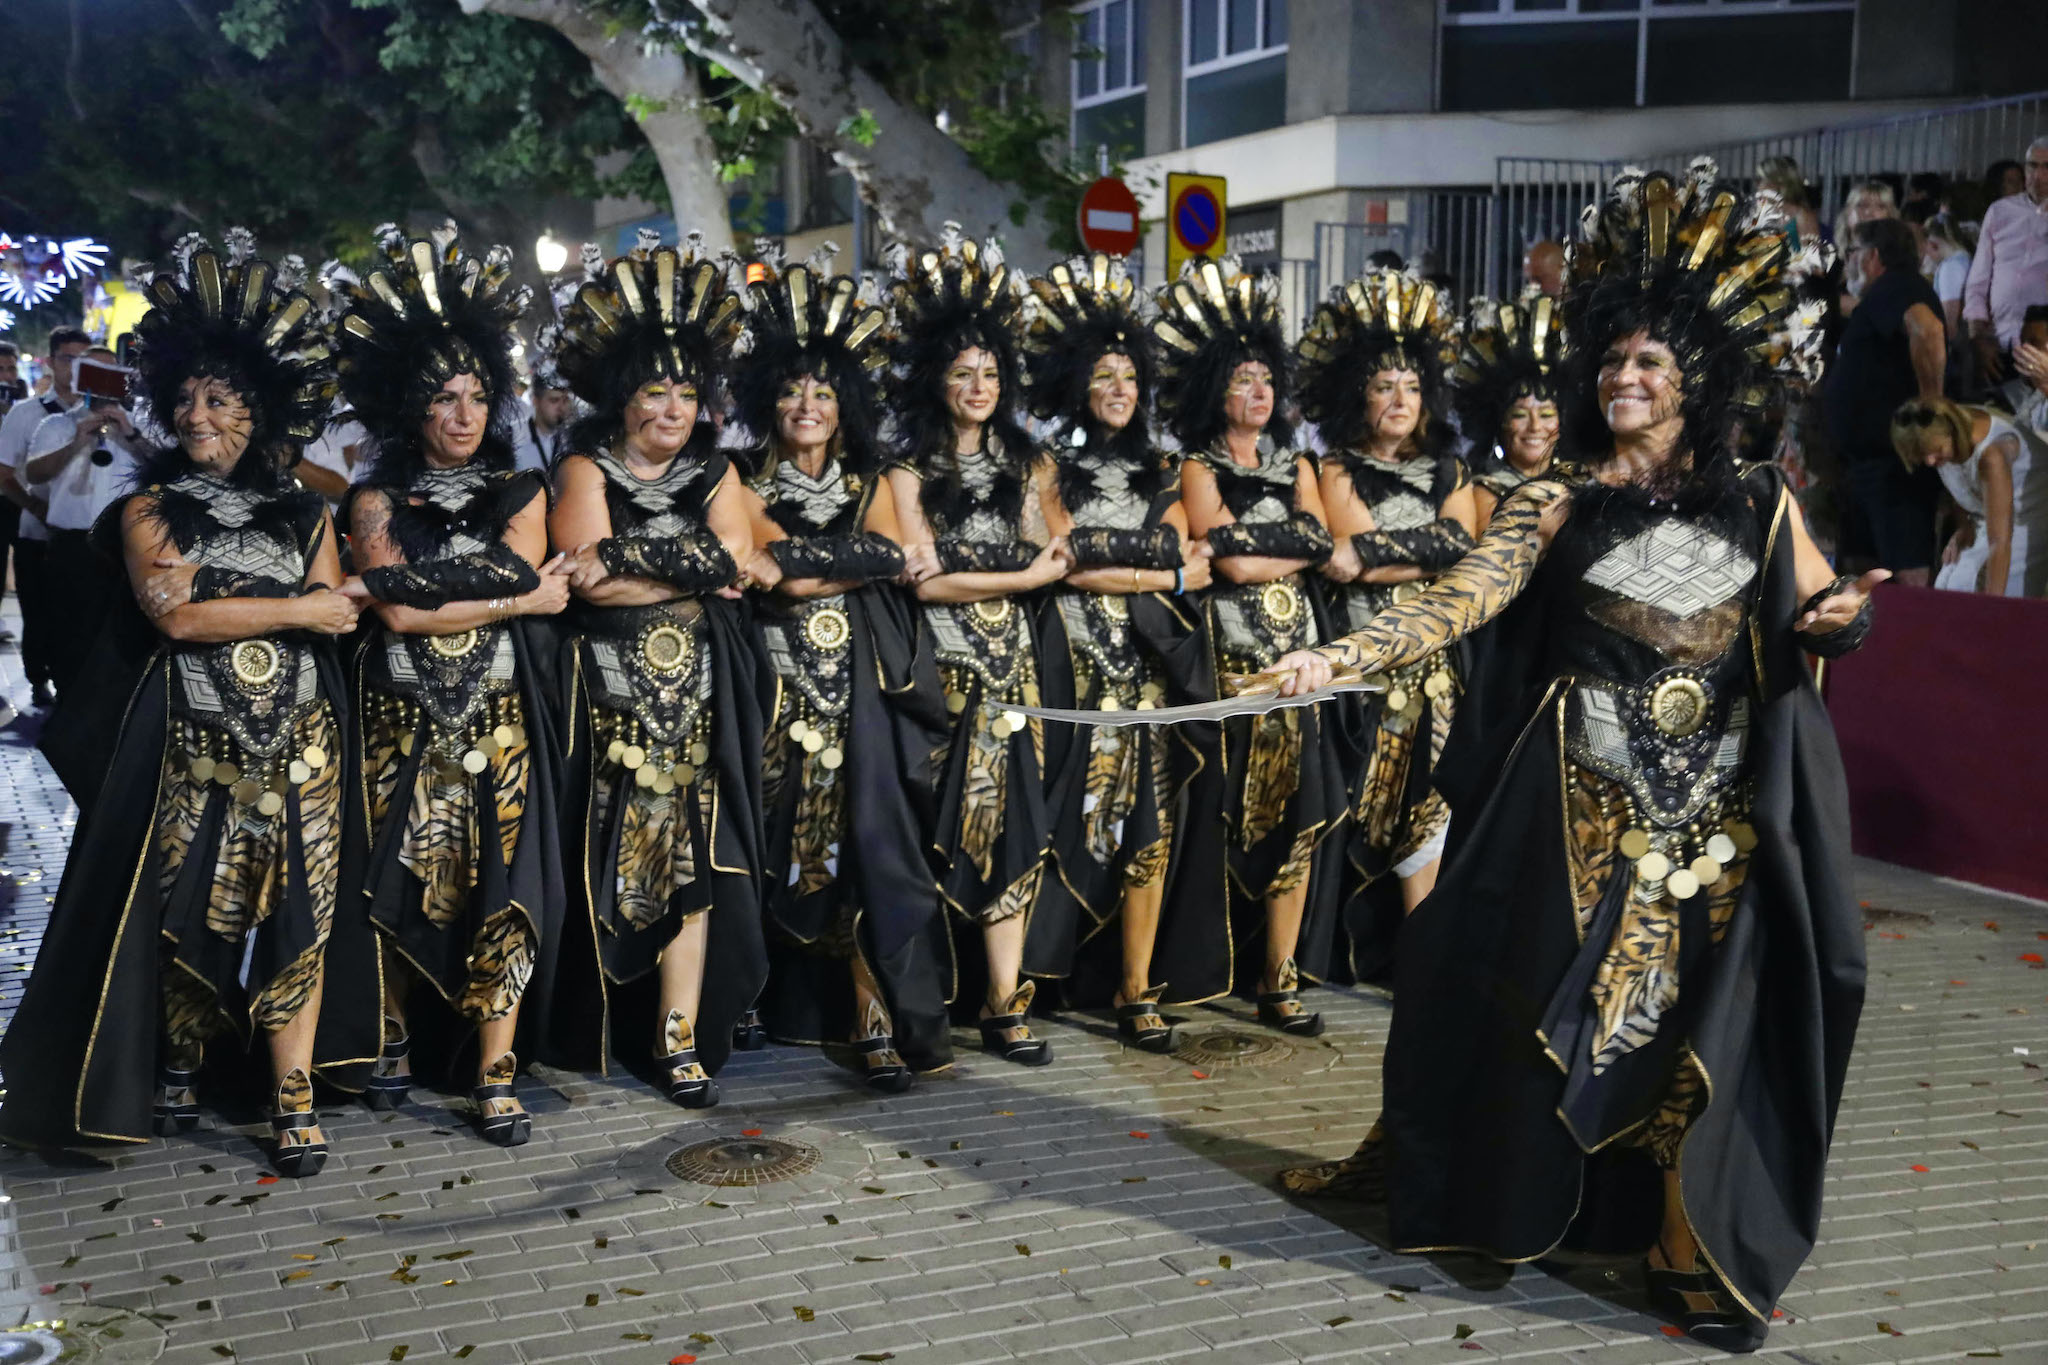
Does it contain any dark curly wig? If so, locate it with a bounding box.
[1558,160,1834,481]
[326,224,530,486]
[1450,294,1569,472]
[1295,269,1452,456]
[1151,256,1294,454]
[556,230,743,464]
[130,228,333,490]
[731,250,889,477]
[885,225,1033,474]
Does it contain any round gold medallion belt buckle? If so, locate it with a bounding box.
[970,598,1013,629]
[804,605,851,651]
[429,628,480,660]
[1098,593,1130,621]
[231,639,281,688]
[1649,675,1710,739]
[1260,580,1302,625]
[642,622,692,675]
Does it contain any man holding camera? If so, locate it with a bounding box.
[19,345,144,698]
[0,327,91,707]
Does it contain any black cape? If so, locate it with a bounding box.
[1379,467,1865,1325]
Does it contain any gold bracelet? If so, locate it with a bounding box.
[1131,567,1142,593]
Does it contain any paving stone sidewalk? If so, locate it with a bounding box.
[0,612,2043,1365]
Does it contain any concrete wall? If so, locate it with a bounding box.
[1140,0,1183,158]
[1285,0,1433,121]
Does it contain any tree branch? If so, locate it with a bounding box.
[670,0,1057,264]
[457,0,735,252]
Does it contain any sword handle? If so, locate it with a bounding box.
[1222,665,1367,698]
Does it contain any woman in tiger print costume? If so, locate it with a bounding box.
[545,233,767,1110]
[1020,252,1218,1051]
[1267,164,1875,1352]
[736,251,955,1090]
[334,227,578,1148]
[0,232,377,1176]
[883,226,1068,1066]
[1297,271,1474,981]
[1155,257,1347,1032]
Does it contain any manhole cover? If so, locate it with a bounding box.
[0,1332,61,1365]
[1174,1029,1295,1069]
[665,1135,823,1186]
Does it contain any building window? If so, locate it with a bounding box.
[1183,0,1288,147]
[1072,1,1147,161]
[1438,0,1854,112]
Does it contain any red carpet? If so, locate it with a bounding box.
[1826,583,2048,902]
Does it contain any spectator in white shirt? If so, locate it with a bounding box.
[510,373,574,473]
[22,347,147,695]
[298,401,362,501]
[0,327,92,705]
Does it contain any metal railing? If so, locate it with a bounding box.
[1492,92,2048,284]
[1312,191,1494,307]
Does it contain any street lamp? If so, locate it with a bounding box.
[535,233,569,276]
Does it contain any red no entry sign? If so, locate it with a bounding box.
[1077,176,1141,256]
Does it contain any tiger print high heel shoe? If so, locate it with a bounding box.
[268,1067,328,1178]
[470,1051,532,1147]
[656,1010,720,1108]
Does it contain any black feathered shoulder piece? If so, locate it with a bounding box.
[884,222,1031,475]
[733,243,889,473]
[1151,255,1293,455]
[1560,158,1835,473]
[1450,292,1569,459]
[325,223,529,483]
[130,228,334,485]
[1296,269,1453,453]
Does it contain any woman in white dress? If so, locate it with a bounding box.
[1890,397,2048,597]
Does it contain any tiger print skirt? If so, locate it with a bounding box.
[364,688,537,1023]
[156,704,344,1059]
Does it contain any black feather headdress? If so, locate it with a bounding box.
[555,229,744,459]
[1560,158,1834,475]
[1450,292,1569,464]
[884,222,1030,473]
[1150,255,1293,453]
[130,227,333,488]
[326,223,530,483]
[732,244,889,475]
[1295,269,1453,454]
[1022,252,1155,430]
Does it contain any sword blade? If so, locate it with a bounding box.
[1000,676,1382,727]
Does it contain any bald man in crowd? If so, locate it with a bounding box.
[1523,240,1564,297]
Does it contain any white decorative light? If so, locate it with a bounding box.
[0,230,110,308]
[535,233,569,276]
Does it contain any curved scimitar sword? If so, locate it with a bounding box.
[994,668,1381,727]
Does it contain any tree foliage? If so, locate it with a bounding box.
[0,0,660,268]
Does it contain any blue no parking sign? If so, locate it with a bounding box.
[1166,172,1228,280]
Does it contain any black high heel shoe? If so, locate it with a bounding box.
[731,1008,768,1051]
[470,1051,532,1147]
[269,1067,328,1178]
[1114,987,1176,1054]
[364,1020,411,1111]
[656,1010,720,1108]
[852,1000,913,1094]
[1644,1241,1769,1353]
[977,982,1052,1066]
[1255,958,1324,1037]
[152,1064,201,1136]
